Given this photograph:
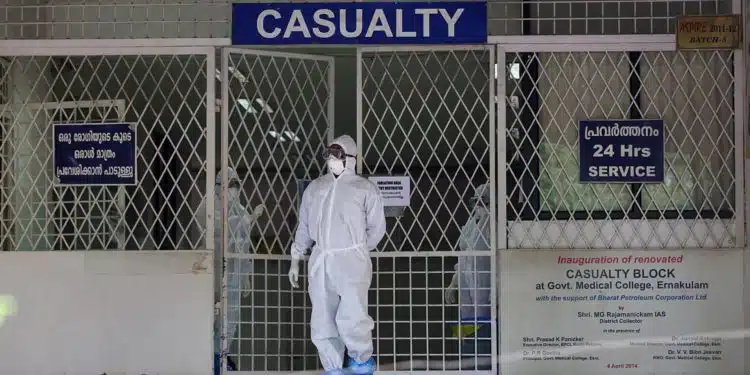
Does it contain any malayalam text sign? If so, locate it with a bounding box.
[231,2,488,45]
[579,119,664,183]
[501,249,743,375]
[53,123,137,186]
[676,15,742,50]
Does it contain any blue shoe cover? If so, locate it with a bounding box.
[346,357,376,375]
[323,369,349,375]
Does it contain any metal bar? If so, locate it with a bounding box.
[356,48,363,174]
[744,0,750,249]
[230,250,492,260]
[224,47,335,62]
[489,34,676,52]
[220,47,230,375]
[488,43,499,375]
[495,48,507,252]
[734,48,745,248]
[328,57,335,145]
[0,38,231,49]
[206,51,216,254]
[734,0,746,249]
[232,372,493,375]
[359,45,491,53]
[0,46,218,57]
[1,99,124,111]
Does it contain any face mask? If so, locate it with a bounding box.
[327,158,345,175]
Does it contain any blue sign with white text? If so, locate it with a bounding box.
[578,119,664,183]
[231,2,488,45]
[53,123,137,186]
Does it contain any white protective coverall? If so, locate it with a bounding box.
[214,168,264,352]
[446,183,492,319]
[288,135,387,371]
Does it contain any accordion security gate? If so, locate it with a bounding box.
[357,45,498,375]
[218,45,499,375]
[219,48,335,374]
[0,42,216,253]
[493,36,744,250]
[0,37,742,374]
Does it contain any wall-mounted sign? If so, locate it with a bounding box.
[53,123,137,186]
[368,175,411,207]
[676,15,742,50]
[501,249,743,375]
[231,2,488,45]
[578,119,665,183]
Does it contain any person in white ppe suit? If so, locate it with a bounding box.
[288,135,386,375]
[445,183,492,356]
[214,168,265,374]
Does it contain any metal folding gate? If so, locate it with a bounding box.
[1,38,738,374]
[0,43,215,253]
[357,45,498,375]
[218,38,743,374]
[494,37,743,250]
[218,45,498,375]
[219,48,334,373]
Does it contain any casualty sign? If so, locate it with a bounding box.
[231,2,488,45]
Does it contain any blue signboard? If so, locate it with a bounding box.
[578,119,664,183]
[53,123,137,186]
[232,2,488,45]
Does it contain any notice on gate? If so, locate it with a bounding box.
[578,119,664,183]
[368,176,410,207]
[231,2,488,45]
[500,249,744,375]
[53,123,137,186]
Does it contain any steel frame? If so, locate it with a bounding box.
[0,31,744,374]
[491,34,744,250]
[0,39,216,253]
[220,46,335,374]
[357,44,497,375]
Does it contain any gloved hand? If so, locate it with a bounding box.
[445,272,458,304]
[288,256,301,288]
[251,204,265,218]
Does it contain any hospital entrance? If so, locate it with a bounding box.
[0,2,741,375]
[220,45,497,372]
[221,42,737,375]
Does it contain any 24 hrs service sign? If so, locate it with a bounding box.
[500,250,743,375]
[579,119,664,183]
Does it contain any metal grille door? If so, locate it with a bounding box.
[0,47,214,252]
[358,46,497,374]
[503,48,740,249]
[219,48,333,372]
